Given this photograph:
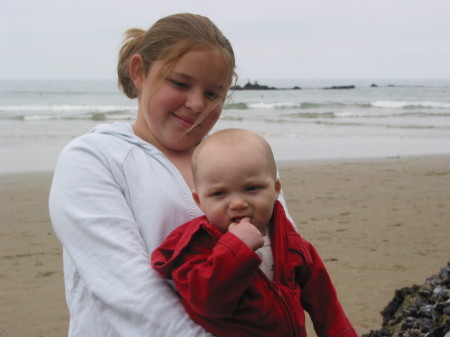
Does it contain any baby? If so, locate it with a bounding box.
[152,128,357,337]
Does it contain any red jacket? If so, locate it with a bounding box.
[152,201,357,337]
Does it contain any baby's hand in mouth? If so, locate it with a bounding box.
[231,216,251,224]
[228,217,263,250]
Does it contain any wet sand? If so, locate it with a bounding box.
[1,155,449,336]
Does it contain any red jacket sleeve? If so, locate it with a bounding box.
[152,222,262,319]
[298,241,357,337]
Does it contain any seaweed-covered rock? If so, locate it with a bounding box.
[363,261,450,337]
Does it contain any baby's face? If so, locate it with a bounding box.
[192,141,280,233]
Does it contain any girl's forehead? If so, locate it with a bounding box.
[175,49,227,74]
[169,48,231,84]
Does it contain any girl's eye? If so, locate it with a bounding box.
[169,79,188,89]
[206,91,220,100]
[211,191,226,197]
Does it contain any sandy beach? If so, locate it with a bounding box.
[1,155,449,336]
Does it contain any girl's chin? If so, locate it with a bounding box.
[166,136,200,152]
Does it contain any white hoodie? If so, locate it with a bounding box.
[49,122,213,336]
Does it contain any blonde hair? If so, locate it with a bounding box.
[192,129,278,184]
[117,13,236,128]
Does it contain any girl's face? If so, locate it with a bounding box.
[133,49,229,154]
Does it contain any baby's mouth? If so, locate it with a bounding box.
[231,216,251,223]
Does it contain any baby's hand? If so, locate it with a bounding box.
[228,217,264,251]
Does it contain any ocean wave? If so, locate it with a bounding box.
[284,112,337,118]
[371,101,450,109]
[313,120,450,130]
[333,111,450,118]
[224,101,353,110]
[224,103,248,110]
[225,100,450,111]
[0,104,136,113]
[2,100,449,123]
[17,113,134,121]
[247,102,299,109]
[1,89,117,96]
[0,104,136,121]
[261,111,450,119]
[4,100,446,116]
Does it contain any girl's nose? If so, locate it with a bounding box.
[185,89,205,113]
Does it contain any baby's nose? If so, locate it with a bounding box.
[229,196,248,209]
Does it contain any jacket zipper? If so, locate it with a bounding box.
[270,280,299,336]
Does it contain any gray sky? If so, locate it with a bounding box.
[1,0,449,80]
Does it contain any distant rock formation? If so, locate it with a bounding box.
[363,261,450,337]
[230,81,301,91]
[229,82,400,91]
[231,81,275,90]
[323,85,355,90]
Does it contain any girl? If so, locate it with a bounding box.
[49,13,235,336]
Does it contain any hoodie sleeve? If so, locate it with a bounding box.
[49,134,213,337]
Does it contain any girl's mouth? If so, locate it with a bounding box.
[173,113,196,128]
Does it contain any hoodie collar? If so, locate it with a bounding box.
[90,122,162,156]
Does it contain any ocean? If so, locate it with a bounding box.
[1,79,449,172]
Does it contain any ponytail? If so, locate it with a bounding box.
[117,28,146,98]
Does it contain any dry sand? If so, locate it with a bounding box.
[1,155,449,336]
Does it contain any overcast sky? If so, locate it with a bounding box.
[1,0,449,80]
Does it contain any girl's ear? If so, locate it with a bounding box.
[129,54,144,91]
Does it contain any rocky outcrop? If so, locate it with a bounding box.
[230,81,301,90]
[231,81,276,90]
[363,261,450,337]
[323,85,355,90]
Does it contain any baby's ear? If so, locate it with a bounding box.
[192,190,201,208]
[275,178,282,198]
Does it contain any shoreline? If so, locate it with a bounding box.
[1,155,449,336]
[1,133,449,174]
[1,117,450,174]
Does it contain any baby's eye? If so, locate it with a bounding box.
[246,186,261,193]
[211,191,226,197]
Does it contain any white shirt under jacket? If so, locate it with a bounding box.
[49,122,293,337]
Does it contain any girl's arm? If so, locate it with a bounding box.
[49,136,213,337]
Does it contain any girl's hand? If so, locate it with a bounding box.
[228,217,264,251]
